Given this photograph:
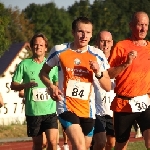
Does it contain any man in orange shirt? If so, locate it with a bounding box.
[108,11,150,150]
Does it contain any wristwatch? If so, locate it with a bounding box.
[95,72,103,79]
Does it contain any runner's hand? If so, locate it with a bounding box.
[48,85,63,101]
[126,50,137,65]
[89,60,100,74]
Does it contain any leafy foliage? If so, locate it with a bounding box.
[1,0,150,55]
[0,3,10,56]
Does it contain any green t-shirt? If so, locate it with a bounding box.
[12,57,58,116]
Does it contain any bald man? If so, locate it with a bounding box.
[108,11,150,150]
[95,31,113,59]
[91,31,115,150]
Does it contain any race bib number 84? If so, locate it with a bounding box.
[32,88,50,101]
[66,80,91,100]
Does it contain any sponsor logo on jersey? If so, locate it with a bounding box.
[74,58,81,65]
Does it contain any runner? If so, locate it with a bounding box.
[11,33,58,150]
[108,11,150,150]
[91,31,115,150]
[39,16,111,150]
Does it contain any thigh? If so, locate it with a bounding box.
[80,117,95,137]
[26,115,43,137]
[59,112,86,149]
[58,111,80,130]
[114,111,139,143]
[42,113,58,131]
[137,106,150,133]
[105,115,115,137]
[66,124,86,149]
[94,115,106,134]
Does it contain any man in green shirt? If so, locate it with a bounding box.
[11,33,58,150]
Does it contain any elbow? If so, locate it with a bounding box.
[105,86,111,92]
[108,69,117,79]
[101,84,111,92]
[109,74,116,79]
[10,82,20,91]
[10,84,15,90]
[105,89,111,92]
[108,71,114,79]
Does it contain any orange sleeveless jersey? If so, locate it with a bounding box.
[59,49,96,117]
[109,39,150,112]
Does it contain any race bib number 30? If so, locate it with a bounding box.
[129,94,150,112]
[66,80,91,100]
[32,88,50,101]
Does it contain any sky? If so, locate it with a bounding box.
[0,0,95,10]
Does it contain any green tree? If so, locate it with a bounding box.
[23,2,73,49]
[0,3,11,56]
[68,0,91,19]
[6,7,34,44]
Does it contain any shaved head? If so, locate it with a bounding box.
[95,30,113,58]
[99,31,112,40]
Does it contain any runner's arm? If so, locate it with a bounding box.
[108,50,137,78]
[11,82,26,91]
[108,63,129,79]
[19,90,24,98]
[97,70,111,92]
[39,63,54,89]
[11,81,38,91]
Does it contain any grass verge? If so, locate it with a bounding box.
[127,141,146,150]
[0,124,27,139]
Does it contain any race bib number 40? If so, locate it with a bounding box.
[32,88,50,101]
[129,94,150,112]
[66,80,91,100]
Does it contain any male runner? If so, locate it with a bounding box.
[39,17,111,150]
[11,33,58,150]
[92,31,115,150]
[108,11,150,150]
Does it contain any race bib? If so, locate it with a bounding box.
[101,90,115,104]
[101,92,111,104]
[66,80,91,100]
[32,88,50,101]
[129,94,150,112]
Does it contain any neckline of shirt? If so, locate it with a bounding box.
[68,43,88,53]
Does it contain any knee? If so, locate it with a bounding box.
[72,140,86,150]
[47,137,57,146]
[94,141,106,149]
[85,141,92,149]
[106,137,115,148]
[93,133,106,149]
[106,141,115,148]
